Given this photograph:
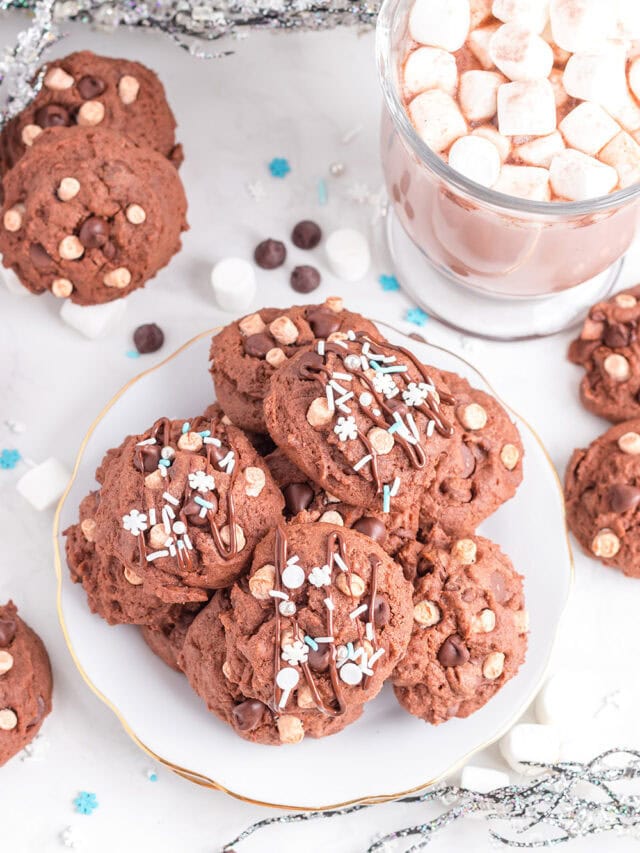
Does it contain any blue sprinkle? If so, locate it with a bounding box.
[346,641,355,660]
[376,365,408,374]
[148,772,158,783]
[158,459,171,468]
[181,422,191,434]
[198,430,211,438]
[317,178,328,206]
[368,360,382,372]
[304,636,319,651]
[268,158,291,179]
[387,422,402,435]
[194,496,214,509]
[73,791,98,816]
[125,349,140,359]
[0,449,21,470]
[382,485,391,513]
[406,306,429,326]
[379,274,400,292]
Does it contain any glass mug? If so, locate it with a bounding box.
[376,0,640,338]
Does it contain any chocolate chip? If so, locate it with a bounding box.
[283,482,314,514]
[29,242,54,270]
[609,484,640,513]
[352,516,386,543]
[0,618,16,647]
[134,445,161,473]
[243,333,274,358]
[417,554,435,577]
[291,220,322,250]
[254,239,286,269]
[359,594,391,627]
[26,695,46,729]
[102,240,117,260]
[409,332,427,343]
[77,75,106,99]
[231,699,265,732]
[306,307,340,338]
[386,398,408,418]
[34,104,71,128]
[297,350,326,379]
[134,323,164,354]
[604,322,633,349]
[290,265,321,294]
[307,642,331,672]
[459,443,477,479]
[437,634,470,667]
[209,443,230,465]
[79,216,110,248]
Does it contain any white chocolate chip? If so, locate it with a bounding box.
[238,312,266,336]
[615,293,637,309]
[368,427,395,455]
[220,523,246,552]
[453,538,477,564]
[277,714,304,744]
[57,177,80,202]
[80,518,96,542]
[44,67,74,90]
[459,403,488,430]
[21,124,42,147]
[51,278,73,298]
[118,75,140,105]
[249,564,276,599]
[483,651,505,680]
[149,524,168,549]
[471,608,496,633]
[306,398,334,428]
[177,431,203,452]
[0,709,18,730]
[413,599,441,626]
[77,100,105,127]
[0,651,14,675]
[335,572,366,598]
[144,470,164,490]
[124,566,144,586]
[325,296,344,313]
[221,661,233,680]
[59,235,84,260]
[3,206,24,232]
[591,528,621,558]
[318,510,344,526]
[103,267,132,289]
[296,685,316,709]
[514,609,529,634]
[618,432,640,455]
[603,353,630,382]
[500,443,520,470]
[269,315,299,346]
[244,466,266,497]
[265,348,286,368]
[126,204,146,225]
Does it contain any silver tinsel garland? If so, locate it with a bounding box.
[221,749,640,850]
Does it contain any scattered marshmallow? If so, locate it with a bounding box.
[470,0,493,28]
[403,46,458,96]
[563,47,627,108]
[549,149,619,200]
[490,23,553,81]
[535,670,605,733]
[493,164,551,199]
[210,258,256,312]
[408,89,467,152]
[16,458,70,511]
[408,0,471,51]
[607,94,640,134]
[492,0,549,33]
[0,262,27,297]
[599,131,640,188]
[459,70,505,121]
[472,125,512,161]
[559,102,620,156]
[550,0,612,53]
[497,79,556,136]
[514,131,565,167]
[448,135,502,187]
[468,23,501,69]
[460,764,510,793]
[499,723,561,775]
[325,228,371,282]
[60,299,126,339]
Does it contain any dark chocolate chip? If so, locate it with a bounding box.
[437,634,470,667]
[297,350,326,379]
[352,516,386,543]
[386,398,408,418]
[307,642,331,672]
[604,322,633,349]
[183,497,216,526]
[417,554,435,577]
[26,695,46,729]
[306,307,340,338]
[79,216,110,249]
[0,618,16,647]
[291,220,322,250]
[134,445,161,473]
[243,333,275,358]
[34,104,71,128]
[102,240,117,260]
[609,483,640,513]
[359,594,391,627]
[283,482,314,515]
[290,265,321,294]
[29,242,54,270]
[209,443,230,465]
[77,75,106,99]
[231,699,265,732]
[254,239,286,269]
[459,443,477,479]
[134,323,164,354]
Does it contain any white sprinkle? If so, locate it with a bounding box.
[360,356,369,371]
[314,636,335,643]
[148,508,157,526]
[177,540,185,551]
[368,648,385,666]
[137,438,157,446]
[146,550,169,561]
[269,590,289,600]
[225,457,235,474]
[287,554,300,565]
[362,342,371,355]
[389,477,401,497]
[184,534,193,550]
[204,436,222,446]
[218,452,233,469]
[351,646,365,661]
[168,543,177,557]
[159,466,168,478]
[199,507,207,519]
[333,553,349,573]
[406,412,420,440]
[427,420,436,437]
[162,508,172,534]
[373,408,381,417]
[325,384,335,411]
[330,379,349,396]
[353,454,373,472]
[350,604,368,619]
[366,622,374,640]
[347,330,356,340]
[359,392,373,406]
[163,492,179,506]
[324,597,335,611]
[335,391,354,406]
[332,339,348,349]
[332,372,353,381]
[337,403,352,414]
[317,340,325,356]
[360,665,374,676]
[279,600,296,617]
[164,537,173,548]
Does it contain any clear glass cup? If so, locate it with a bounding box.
[376,0,640,339]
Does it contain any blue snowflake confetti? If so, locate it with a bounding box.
[268,158,291,179]
[406,307,429,326]
[379,274,400,292]
[73,792,98,816]
[125,350,140,359]
[0,449,21,469]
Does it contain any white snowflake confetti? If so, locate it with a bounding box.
[60,826,82,849]
[402,382,432,407]
[246,179,266,201]
[334,415,358,442]
[281,640,309,666]
[308,564,332,588]
[122,509,148,536]
[20,732,49,761]
[188,470,215,493]
[372,373,400,399]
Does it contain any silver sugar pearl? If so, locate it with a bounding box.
[329,162,345,177]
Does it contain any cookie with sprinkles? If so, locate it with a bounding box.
[0,601,53,766]
[140,607,202,672]
[0,50,182,174]
[263,332,457,510]
[565,419,640,578]
[420,371,524,535]
[88,406,284,603]
[393,528,528,725]
[0,126,187,305]
[209,298,380,433]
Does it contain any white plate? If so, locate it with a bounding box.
[54,323,573,810]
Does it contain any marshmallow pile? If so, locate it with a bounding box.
[402,0,640,201]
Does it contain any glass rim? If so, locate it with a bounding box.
[375,0,640,217]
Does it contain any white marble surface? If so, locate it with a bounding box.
[1,11,640,852]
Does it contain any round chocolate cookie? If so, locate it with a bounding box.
[90,406,284,604]
[266,447,418,556]
[181,523,413,745]
[209,298,380,433]
[0,126,187,305]
[565,419,640,577]
[0,601,53,766]
[0,50,182,174]
[393,528,528,724]
[140,607,201,672]
[264,332,457,510]
[568,287,640,423]
[420,371,524,534]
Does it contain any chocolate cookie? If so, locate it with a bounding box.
[181,523,413,745]
[393,528,528,724]
[0,50,182,174]
[568,287,640,423]
[0,126,187,305]
[209,298,380,433]
[266,447,418,556]
[89,407,284,604]
[140,607,201,671]
[565,419,640,577]
[0,602,53,766]
[264,332,456,510]
[420,372,524,534]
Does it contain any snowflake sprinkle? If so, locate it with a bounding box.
[268,157,291,178]
[406,306,429,326]
[0,448,21,470]
[188,471,215,493]
[378,274,400,292]
[281,640,309,666]
[122,509,148,536]
[334,415,358,442]
[402,382,431,407]
[372,373,400,399]
[73,791,98,815]
[308,564,332,588]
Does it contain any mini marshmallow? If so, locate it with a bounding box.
[629,57,640,102]
[559,102,620,155]
[472,125,512,161]
[550,0,612,53]
[448,135,502,187]
[607,94,640,134]
[563,47,628,107]
[210,258,256,312]
[0,261,28,297]
[514,131,565,167]
[461,765,510,793]
[408,89,467,152]
[468,23,501,69]
[492,0,549,33]
[60,298,126,339]
[459,70,505,122]
[599,131,640,188]
[470,0,493,28]
[16,458,70,511]
[499,723,561,775]
[493,164,551,199]
[549,149,619,200]
[535,671,605,733]
[403,46,458,97]
[497,79,557,137]
[408,0,471,51]
[325,228,371,282]
[490,23,553,81]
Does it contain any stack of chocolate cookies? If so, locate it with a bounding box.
[65,298,529,745]
[0,51,187,305]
